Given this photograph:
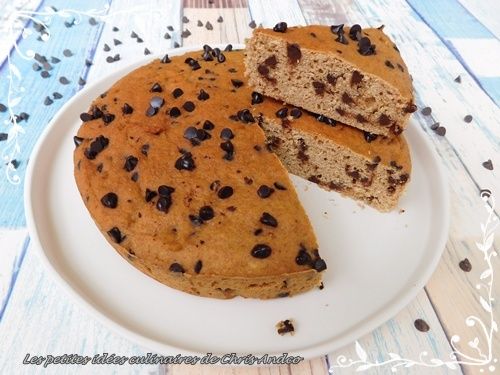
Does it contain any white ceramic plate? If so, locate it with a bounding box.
[25,45,449,360]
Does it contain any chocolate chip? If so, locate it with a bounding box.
[237,109,255,123]
[421,107,432,116]
[169,107,181,117]
[181,29,191,38]
[63,49,73,57]
[51,56,60,64]
[131,31,138,38]
[185,57,201,70]
[32,63,41,71]
[358,37,376,55]
[231,79,244,88]
[202,50,214,61]
[199,206,214,221]
[363,131,378,143]
[405,103,418,113]
[124,156,138,172]
[59,76,70,85]
[157,196,172,212]
[454,75,461,83]
[459,258,472,272]
[210,180,221,191]
[183,101,195,112]
[161,54,171,63]
[296,248,312,265]
[435,126,446,136]
[200,120,214,131]
[197,20,203,27]
[107,227,125,243]
[184,127,198,140]
[385,60,395,69]
[80,112,93,122]
[44,97,53,106]
[260,212,278,227]
[274,182,287,190]
[258,64,269,76]
[194,260,203,273]
[335,32,348,44]
[89,17,97,26]
[140,144,150,157]
[349,24,361,40]
[217,186,233,199]
[150,96,165,108]
[158,185,175,196]
[414,319,430,332]
[351,71,364,85]
[290,108,302,118]
[102,113,115,124]
[482,159,493,170]
[220,128,234,140]
[276,319,294,335]
[175,152,195,171]
[112,26,119,31]
[264,55,277,68]
[145,189,157,202]
[197,89,209,100]
[330,24,344,34]
[257,185,274,198]
[379,114,391,126]
[73,136,83,147]
[220,141,234,157]
[276,107,288,118]
[313,258,327,272]
[251,244,272,258]
[41,71,50,78]
[144,48,151,55]
[287,43,301,64]
[217,16,223,23]
[251,91,264,105]
[167,26,174,31]
[312,81,325,95]
[146,106,158,117]
[464,115,473,123]
[273,22,287,33]
[101,192,118,208]
[249,20,256,28]
[430,122,440,130]
[342,93,353,105]
[217,53,226,63]
[150,83,162,93]
[122,103,133,114]
[205,21,213,30]
[169,263,184,273]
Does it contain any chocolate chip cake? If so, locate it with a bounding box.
[245,24,416,137]
[73,48,410,299]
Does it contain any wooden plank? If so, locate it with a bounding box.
[85,0,182,82]
[406,0,500,106]
[248,0,306,27]
[0,0,42,67]
[0,244,156,375]
[457,0,500,39]
[296,1,500,373]
[0,0,110,228]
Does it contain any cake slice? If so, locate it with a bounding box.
[245,24,416,137]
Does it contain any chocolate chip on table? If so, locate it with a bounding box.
[137,37,144,43]
[231,79,244,88]
[217,16,223,23]
[463,115,473,123]
[78,77,86,86]
[175,152,196,171]
[112,38,122,46]
[85,59,93,67]
[454,75,461,83]
[0,133,9,142]
[414,319,430,332]
[183,101,195,112]
[194,260,203,274]
[172,88,184,98]
[182,16,189,23]
[276,319,295,335]
[199,206,215,221]
[363,131,378,143]
[112,26,119,31]
[421,107,432,116]
[41,71,50,78]
[51,56,60,64]
[249,20,256,28]
[44,96,53,106]
[260,212,278,227]
[131,31,138,38]
[150,83,162,93]
[251,91,264,105]
[167,25,174,31]
[435,126,446,136]
[482,159,494,170]
[169,263,185,273]
[257,185,274,198]
[144,48,151,55]
[122,103,133,114]
[217,186,234,199]
[459,258,472,272]
[32,63,41,71]
[287,43,301,64]
[276,107,288,118]
[430,122,440,130]
[101,192,118,208]
[164,32,171,39]
[251,244,272,258]
[205,21,213,30]
[124,155,138,172]
[157,196,172,212]
[169,107,181,117]
[0,103,6,112]
[59,76,70,85]
[161,54,171,63]
[197,89,209,100]
[89,17,98,26]
[290,108,302,119]
[349,24,362,40]
[107,227,125,243]
[273,22,287,33]
[63,49,73,57]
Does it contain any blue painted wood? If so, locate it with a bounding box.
[0,0,110,228]
[406,0,500,106]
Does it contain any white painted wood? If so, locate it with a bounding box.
[457,0,500,39]
[248,0,306,27]
[85,0,182,82]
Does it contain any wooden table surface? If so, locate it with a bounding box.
[0,0,499,374]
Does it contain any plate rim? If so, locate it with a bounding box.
[24,44,450,363]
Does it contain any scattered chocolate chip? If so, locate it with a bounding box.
[50,56,60,64]
[287,43,301,64]
[199,206,215,221]
[122,103,133,114]
[183,101,195,112]
[40,71,50,78]
[220,128,234,140]
[217,16,223,23]
[181,29,191,38]
[349,24,361,40]
[273,22,287,33]
[32,63,41,71]
[78,77,86,86]
[257,185,274,198]
[218,186,233,199]
[363,131,378,143]
[85,59,93,67]
[231,79,244,88]
[0,104,6,112]
[167,26,174,31]
[0,133,9,142]
[251,91,264,105]
[107,227,125,244]
[414,319,430,332]
[459,258,472,272]
[251,244,272,258]
[169,107,181,117]
[150,83,162,93]
[131,31,138,38]
[454,75,461,83]
[430,122,440,130]
[260,212,278,227]
[249,20,256,28]
[101,192,118,208]
[144,48,151,55]
[175,152,195,171]
[124,156,138,172]
[276,319,295,335]
[158,185,175,196]
[197,89,209,100]
[169,263,185,273]
[44,96,53,106]
[89,17,98,26]
[161,54,171,63]
[276,107,288,118]
[482,159,493,170]
[319,282,324,290]
[464,115,473,123]
[63,49,73,57]
[59,76,70,85]
[194,260,203,273]
[435,126,446,136]
[421,107,432,116]
[205,21,213,30]
[182,16,189,23]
